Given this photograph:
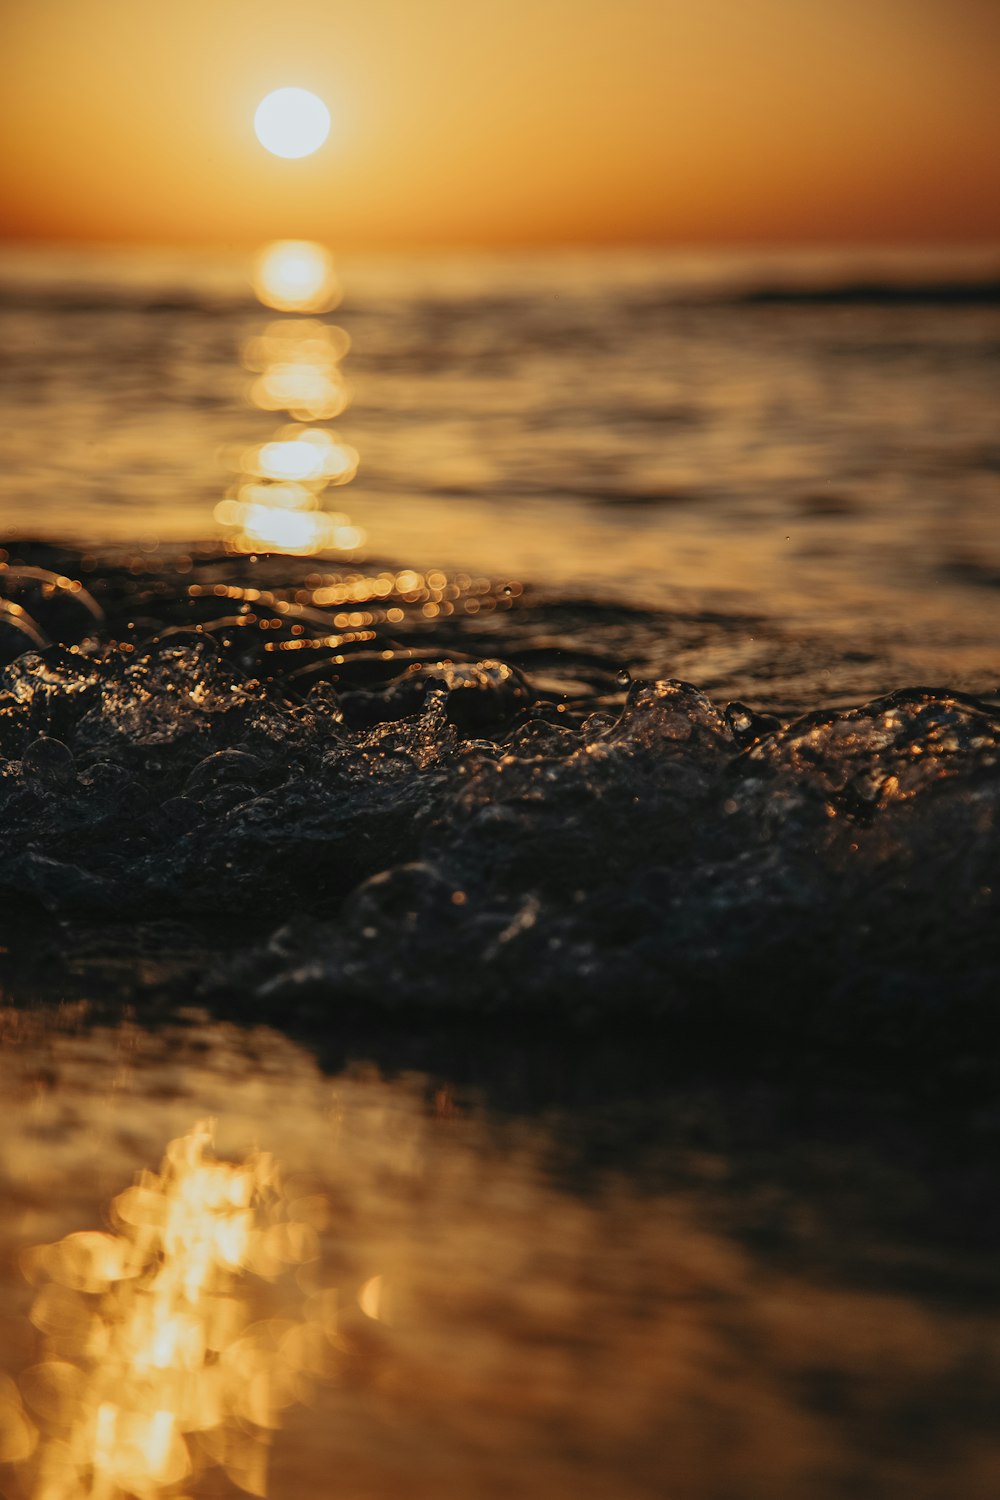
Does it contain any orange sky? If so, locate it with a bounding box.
[1,0,998,248]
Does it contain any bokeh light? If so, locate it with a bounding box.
[251,243,341,314]
[249,429,360,486]
[16,1123,333,1500]
[225,239,361,557]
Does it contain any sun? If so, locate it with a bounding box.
[254,88,331,159]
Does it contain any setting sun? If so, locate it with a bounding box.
[0,0,996,245]
[253,86,330,159]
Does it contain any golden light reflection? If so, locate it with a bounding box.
[250,428,360,486]
[250,363,349,422]
[0,1374,37,1467]
[16,1123,335,1499]
[257,439,325,480]
[251,242,340,315]
[221,242,363,556]
[230,480,319,512]
[244,322,351,423]
[219,504,363,556]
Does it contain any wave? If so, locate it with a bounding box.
[0,288,247,315]
[730,278,1000,306]
[0,541,997,1045]
[2,274,998,317]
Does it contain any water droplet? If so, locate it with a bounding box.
[22,735,75,790]
[616,668,631,687]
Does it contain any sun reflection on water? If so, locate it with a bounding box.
[215,501,362,555]
[250,428,359,486]
[251,242,340,315]
[220,245,365,557]
[14,1123,333,1499]
[244,321,352,423]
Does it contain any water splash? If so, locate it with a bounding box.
[0,543,998,1037]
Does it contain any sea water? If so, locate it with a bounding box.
[1,244,999,1498]
[1,242,998,649]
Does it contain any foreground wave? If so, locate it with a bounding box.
[0,542,998,1040]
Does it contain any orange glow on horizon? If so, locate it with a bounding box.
[250,429,360,485]
[0,0,997,248]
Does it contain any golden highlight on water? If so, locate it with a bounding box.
[7,1124,348,1499]
[216,241,364,558]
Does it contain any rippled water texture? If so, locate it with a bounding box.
[1,245,999,649]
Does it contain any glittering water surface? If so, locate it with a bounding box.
[1,244,999,647]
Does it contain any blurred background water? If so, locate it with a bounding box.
[1,243,998,648]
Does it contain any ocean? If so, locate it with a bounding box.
[1,242,1000,1499]
[2,242,999,660]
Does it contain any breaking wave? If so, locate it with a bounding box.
[1,543,998,1042]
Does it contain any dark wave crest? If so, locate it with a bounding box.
[0,542,997,1050]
